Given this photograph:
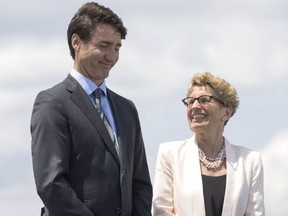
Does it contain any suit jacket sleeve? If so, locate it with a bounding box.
[245,152,265,215]
[152,143,175,216]
[31,90,94,216]
[130,102,153,216]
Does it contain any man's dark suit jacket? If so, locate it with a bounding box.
[31,75,152,216]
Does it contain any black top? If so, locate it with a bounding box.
[202,175,226,216]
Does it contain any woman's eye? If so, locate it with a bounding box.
[199,97,210,104]
[188,99,195,105]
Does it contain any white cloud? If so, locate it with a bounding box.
[0,184,42,215]
[1,37,71,81]
[261,130,288,215]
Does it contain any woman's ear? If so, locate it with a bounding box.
[222,107,233,122]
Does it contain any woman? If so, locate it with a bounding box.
[152,72,264,216]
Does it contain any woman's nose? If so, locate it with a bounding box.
[191,99,201,108]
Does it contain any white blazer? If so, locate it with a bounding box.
[152,136,265,216]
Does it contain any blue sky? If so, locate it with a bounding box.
[0,0,287,215]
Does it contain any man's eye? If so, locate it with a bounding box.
[99,44,108,48]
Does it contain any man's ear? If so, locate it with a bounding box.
[71,34,81,51]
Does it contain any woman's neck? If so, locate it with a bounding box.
[195,133,224,158]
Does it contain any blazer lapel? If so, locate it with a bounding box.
[222,139,238,215]
[64,75,120,165]
[181,137,206,216]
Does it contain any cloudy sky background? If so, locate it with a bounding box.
[0,0,287,215]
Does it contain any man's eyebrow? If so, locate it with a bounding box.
[98,41,122,46]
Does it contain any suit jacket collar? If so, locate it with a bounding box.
[183,137,206,215]
[70,69,109,96]
[222,138,238,215]
[63,75,120,165]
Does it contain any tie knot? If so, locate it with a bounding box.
[94,88,103,99]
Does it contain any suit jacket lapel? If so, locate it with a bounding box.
[106,89,125,167]
[186,136,205,216]
[64,75,120,165]
[222,140,238,215]
[174,136,205,216]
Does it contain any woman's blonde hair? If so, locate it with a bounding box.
[187,72,239,116]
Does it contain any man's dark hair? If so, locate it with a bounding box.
[67,2,127,59]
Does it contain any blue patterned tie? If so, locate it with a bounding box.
[94,88,119,155]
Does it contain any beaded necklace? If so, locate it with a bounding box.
[198,143,226,170]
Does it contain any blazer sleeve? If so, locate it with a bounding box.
[245,152,265,215]
[153,144,175,216]
[31,91,94,216]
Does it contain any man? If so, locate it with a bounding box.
[31,2,152,216]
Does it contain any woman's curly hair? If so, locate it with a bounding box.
[187,72,239,117]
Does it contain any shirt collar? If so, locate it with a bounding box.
[70,69,108,96]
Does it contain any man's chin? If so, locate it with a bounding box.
[103,71,110,79]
